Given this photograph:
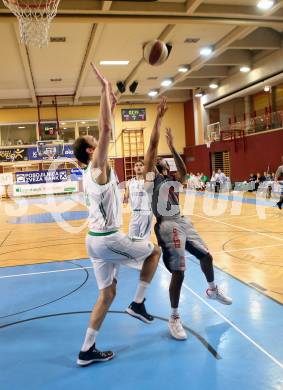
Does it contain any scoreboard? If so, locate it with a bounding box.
[121,108,146,122]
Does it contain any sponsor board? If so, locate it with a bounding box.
[28,144,74,160]
[13,181,78,197]
[16,170,68,185]
[0,148,28,162]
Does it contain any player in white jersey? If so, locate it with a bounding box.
[124,160,153,239]
[275,155,283,210]
[73,64,160,367]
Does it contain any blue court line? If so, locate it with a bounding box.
[187,190,278,208]
[9,210,89,224]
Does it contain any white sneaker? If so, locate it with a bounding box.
[206,286,232,305]
[168,316,188,340]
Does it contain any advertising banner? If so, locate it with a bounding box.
[28,144,74,160]
[15,169,68,185]
[13,181,78,197]
[0,148,28,162]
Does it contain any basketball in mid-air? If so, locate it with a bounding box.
[143,40,169,66]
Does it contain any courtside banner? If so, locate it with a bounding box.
[0,148,28,162]
[13,181,78,197]
[28,145,74,160]
[15,169,68,185]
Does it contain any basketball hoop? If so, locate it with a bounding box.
[3,0,61,47]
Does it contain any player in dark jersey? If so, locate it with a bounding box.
[144,98,232,340]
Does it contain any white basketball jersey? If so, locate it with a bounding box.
[128,178,151,212]
[83,164,122,232]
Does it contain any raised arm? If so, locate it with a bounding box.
[275,166,281,182]
[144,97,168,175]
[165,127,187,183]
[90,63,112,171]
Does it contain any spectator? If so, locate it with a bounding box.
[215,169,227,193]
[247,173,256,192]
[200,173,208,185]
[255,172,265,191]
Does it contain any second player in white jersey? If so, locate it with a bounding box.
[124,160,153,239]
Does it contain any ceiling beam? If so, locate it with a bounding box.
[205,50,252,66]
[157,25,254,96]
[189,67,229,78]
[194,1,283,19]
[185,0,203,14]
[158,0,283,97]
[1,13,283,29]
[173,78,213,89]
[13,24,37,105]
[74,1,112,103]
[229,28,283,50]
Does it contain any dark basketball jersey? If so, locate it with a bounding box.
[152,174,181,221]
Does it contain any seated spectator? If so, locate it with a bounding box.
[247,173,256,192]
[200,173,208,184]
[255,172,265,191]
[264,171,271,181]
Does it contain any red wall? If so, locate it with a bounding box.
[114,157,125,182]
[184,129,283,181]
[184,100,195,147]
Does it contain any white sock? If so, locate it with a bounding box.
[208,281,216,289]
[171,308,179,318]
[81,328,98,352]
[134,281,149,303]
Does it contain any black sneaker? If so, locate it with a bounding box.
[77,343,114,367]
[126,298,154,324]
[276,202,282,210]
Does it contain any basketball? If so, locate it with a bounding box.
[143,40,169,66]
[1,0,283,388]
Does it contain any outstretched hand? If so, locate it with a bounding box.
[165,127,174,149]
[90,62,109,88]
[157,97,168,118]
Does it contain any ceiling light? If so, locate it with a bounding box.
[200,46,213,56]
[178,66,189,73]
[100,61,129,66]
[63,127,67,130]
[81,121,86,124]
[240,66,251,73]
[18,126,25,129]
[148,90,158,97]
[195,89,204,98]
[209,82,219,89]
[61,122,66,125]
[161,79,172,87]
[264,85,271,92]
[257,0,274,9]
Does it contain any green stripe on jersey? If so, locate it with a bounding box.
[88,230,118,237]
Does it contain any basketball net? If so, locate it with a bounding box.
[3,0,61,47]
[205,140,211,149]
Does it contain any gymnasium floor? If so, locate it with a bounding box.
[0,192,282,389]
